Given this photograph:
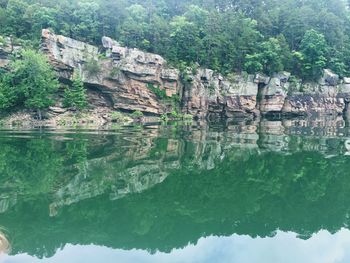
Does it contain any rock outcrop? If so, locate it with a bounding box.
[182,70,259,120]
[41,30,350,120]
[39,30,265,119]
[1,29,350,121]
[41,29,180,115]
[281,70,349,117]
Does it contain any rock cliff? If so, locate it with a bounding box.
[2,29,350,122]
[41,29,180,115]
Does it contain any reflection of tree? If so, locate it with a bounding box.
[0,138,64,196]
[0,129,350,257]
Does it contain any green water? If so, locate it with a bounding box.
[1,122,350,262]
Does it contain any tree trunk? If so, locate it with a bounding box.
[37,109,42,121]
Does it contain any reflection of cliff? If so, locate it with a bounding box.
[49,152,177,216]
[0,129,181,216]
[1,121,350,257]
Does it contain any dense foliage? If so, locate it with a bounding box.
[0,49,59,118]
[63,76,88,111]
[1,0,350,79]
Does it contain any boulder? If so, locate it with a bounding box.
[102,36,120,49]
[275,71,291,83]
[319,69,339,86]
[259,72,291,113]
[343,77,350,84]
[254,73,270,85]
[49,107,67,114]
[161,68,179,81]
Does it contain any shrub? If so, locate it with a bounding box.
[0,49,59,119]
[170,110,179,119]
[147,83,168,99]
[160,113,168,122]
[131,110,144,119]
[110,111,128,122]
[182,114,193,120]
[109,67,121,78]
[85,58,101,77]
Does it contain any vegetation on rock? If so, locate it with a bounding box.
[131,110,144,119]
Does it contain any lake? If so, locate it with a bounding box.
[1,118,350,263]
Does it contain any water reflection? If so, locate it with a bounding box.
[4,230,350,263]
[1,118,350,261]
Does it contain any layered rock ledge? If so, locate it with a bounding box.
[2,29,350,123]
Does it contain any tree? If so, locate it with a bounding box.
[244,53,263,74]
[0,49,59,119]
[63,75,88,111]
[298,30,328,80]
[119,4,149,49]
[71,1,102,43]
[0,0,349,81]
[168,15,202,63]
[0,81,15,110]
[244,36,292,75]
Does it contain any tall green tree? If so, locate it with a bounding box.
[0,49,59,119]
[63,75,88,111]
[244,36,292,75]
[298,30,328,80]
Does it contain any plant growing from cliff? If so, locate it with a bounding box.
[208,83,216,95]
[110,111,128,122]
[0,80,15,110]
[0,36,5,45]
[0,49,59,119]
[131,110,143,119]
[109,66,121,78]
[85,58,101,78]
[182,114,193,121]
[146,83,168,99]
[63,75,88,111]
[170,110,179,119]
[160,113,168,122]
[171,94,180,103]
[287,75,301,95]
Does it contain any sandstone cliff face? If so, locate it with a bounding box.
[41,30,350,120]
[41,29,180,115]
[40,30,262,118]
[182,70,259,120]
[2,30,350,121]
[281,70,349,116]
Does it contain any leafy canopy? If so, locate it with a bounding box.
[0,49,59,114]
[1,0,350,79]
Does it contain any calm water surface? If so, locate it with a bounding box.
[1,120,350,263]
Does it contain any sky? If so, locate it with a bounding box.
[2,229,350,263]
